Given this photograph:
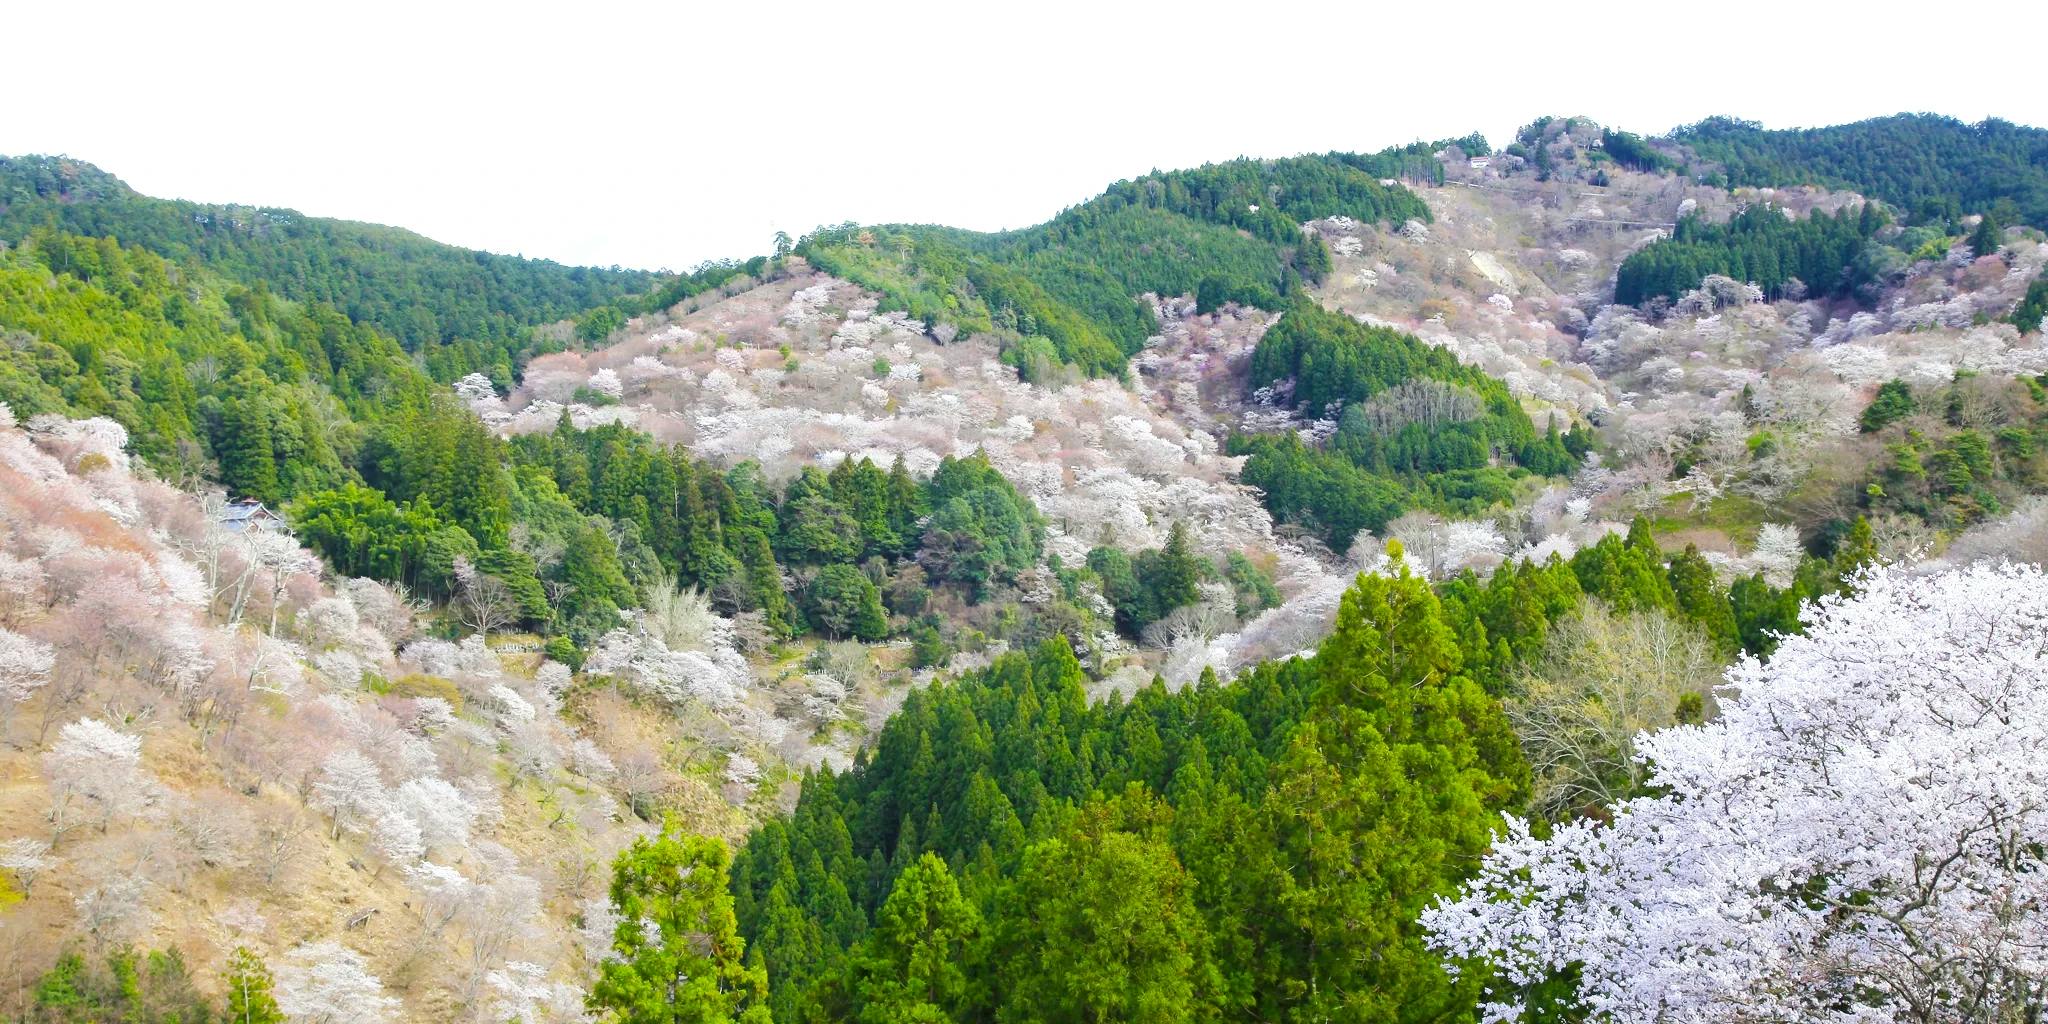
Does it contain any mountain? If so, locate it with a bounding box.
[0,155,660,379]
[1,112,2047,1022]
[1662,113,2048,227]
[798,146,1447,380]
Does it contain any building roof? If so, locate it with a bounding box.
[219,500,286,531]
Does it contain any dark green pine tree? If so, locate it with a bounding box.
[1968,212,2003,258]
[1668,543,1739,650]
[883,457,928,557]
[217,395,279,502]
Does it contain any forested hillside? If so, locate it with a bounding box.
[798,148,1437,380]
[0,156,658,379]
[727,517,1845,1023]
[1235,297,1582,546]
[1614,202,1887,304]
[3,107,2048,1024]
[1667,114,2048,227]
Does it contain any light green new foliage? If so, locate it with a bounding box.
[223,946,284,1024]
[1253,558,1526,1023]
[993,791,1221,1024]
[848,853,980,1024]
[591,826,772,1024]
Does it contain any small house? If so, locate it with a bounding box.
[219,499,287,534]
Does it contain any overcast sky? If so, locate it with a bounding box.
[12,1,2045,272]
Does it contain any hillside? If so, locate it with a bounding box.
[0,156,660,379]
[2,112,2048,1023]
[1664,113,2048,227]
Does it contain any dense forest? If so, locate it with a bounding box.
[1847,372,2048,530]
[300,416,1058,659]
[0,156,659,380]
[797,148,1435,380]
[0,223,1072,663]
[1235,297,1584,546]
[720,518,1846,1024]
[1614,202,1887,305]
[1666,114,2048,228]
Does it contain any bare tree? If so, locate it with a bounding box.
[1509,602,1721,818]
[453,557,519,636]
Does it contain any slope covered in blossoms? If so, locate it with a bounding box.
[0,407,771,1021]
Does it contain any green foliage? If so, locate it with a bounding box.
[592,826,773,1024]
[799,152,1433,379]
[1223,552,1282,618]
[1668,114,2048,229]
[1668,543,1740,651]
[1241,566,1525,1021]
[1088,521,1208,636]
[30,946,218,1024]
[1600,128,1678,173]
[223,945,285,1024]
[917,453,1045,596]
[291,484,455,591]
[808,565,888,642]
[1860,379,1917,433]
[1252,295,1510,416]
[1233,433,1412,548]
[993,793,1221,1024]
[0,155,655,373]
[908,622,949,670]
[1967,213,2005,258]
[545,634,585,671]
[728,515,1815,1023]
[1851,375,2048,530]
[627,258,771,318]
[506,425,1044,641]
[2009,277,2048,335]
[0,231,423,489]
[578,305,627,343]
[1232,296,1556,547]
[844,853,981,1024]
[1615,204,1884,305]
[732,562,1542,1024]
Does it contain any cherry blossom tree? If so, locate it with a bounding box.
[310,749,385,839]
[587,367,624,400]
[45,717,147,839]
[1424,563,2048,1022]
[452,556,518,636]
[0,837,54,892]
[485,960,584,1024]
[390,776,478,851]
[274,940,401,1024]
[369,807,424,873]
[74,875,150,950]
[0,625,54,738]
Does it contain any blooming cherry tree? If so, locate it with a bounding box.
[274,940,401,1024]
[310,749,385,839]
[0,625,54,735]
[1423,563,2048,1023]
[45,717,147,837]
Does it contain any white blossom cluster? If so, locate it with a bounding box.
[1425,563,2048,1022]
[583,614,753,708]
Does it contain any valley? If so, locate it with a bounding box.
[1,113,2045,1022]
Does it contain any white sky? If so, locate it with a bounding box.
[10,0,2045,272]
